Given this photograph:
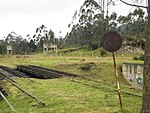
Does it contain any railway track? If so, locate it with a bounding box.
[0,65,142,112]
[0,66,30,79]
[0,65,47,112]
[19,65,142,97]
[16,65,78,79]
[0,65,79,112]
[1,65,142,97]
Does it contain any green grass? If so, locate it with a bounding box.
[0,78,142,113]
[0,54,143,113]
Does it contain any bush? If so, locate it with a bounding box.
[100,49,108,57]
[133,56,139,60]
[133,55,144,61]
[139,55,144,61]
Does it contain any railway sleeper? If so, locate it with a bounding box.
[29,65,78,78]
[0,66,30,78]
[17,66,61,79]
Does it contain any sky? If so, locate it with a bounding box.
[0,0,147,39]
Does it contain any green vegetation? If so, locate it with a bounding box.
[0,0,149,112]
[66,0,146,50]
[0,51,143,113]
[0,0,147,54]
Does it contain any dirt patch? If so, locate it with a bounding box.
[78,62,96,71]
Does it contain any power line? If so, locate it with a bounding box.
[127,0,137,15]
[111,0,124,6]
[113,0,119,2]
[115,2,124,6]
[119,0,147,9]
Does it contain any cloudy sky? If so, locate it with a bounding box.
[0,0,147,39]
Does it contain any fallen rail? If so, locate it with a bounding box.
[0,73,45,106]
[70,78,142,98]
[0,91,16,112]
[0,71,17,83]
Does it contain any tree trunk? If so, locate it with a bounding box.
[141,0,150,113]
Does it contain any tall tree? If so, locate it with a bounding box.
[117,8,146,38]
[117,8,147,50]
[0,40,6,54]
[67,0,118,49]
[5,31,23,54]
[142,0,150,112]
[4,31,31,54]
[28,39,37,52]
[119,0,150,112]
[33,25,55,51]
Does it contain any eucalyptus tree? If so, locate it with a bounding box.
[25,34,37,53]
[116,8,147,50]
[67,0,104,49]
[34,25,55,51]
[119,0,150,112]
[0,39,6,54]
[66,0,118,49]
[109,12,118,30]
[117,8,146,38]
[5,32,32,54]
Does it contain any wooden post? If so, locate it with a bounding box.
[112,52,122,110]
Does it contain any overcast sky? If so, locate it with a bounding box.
[0,0,147,39]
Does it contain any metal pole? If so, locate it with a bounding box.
[0,91,16,112]
[112,52,122,110]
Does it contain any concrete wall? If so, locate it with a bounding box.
[122,63,143,89]
[43,43,57,55]
[6,45,13,55]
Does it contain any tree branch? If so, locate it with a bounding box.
[120,0,148,9]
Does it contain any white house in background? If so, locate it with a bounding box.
[43,43,57,55]
[6,45,13,55]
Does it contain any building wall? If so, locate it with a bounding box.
[43,43,57,55]
[6,45,13,55]
[122,63,143,89]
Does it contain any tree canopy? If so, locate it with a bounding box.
[65,0,147,50]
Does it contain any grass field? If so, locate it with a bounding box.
[0,53,143,113]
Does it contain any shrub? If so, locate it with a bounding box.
[133,55,144,61]
[133,56,139,60]
[139,55,144,61]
